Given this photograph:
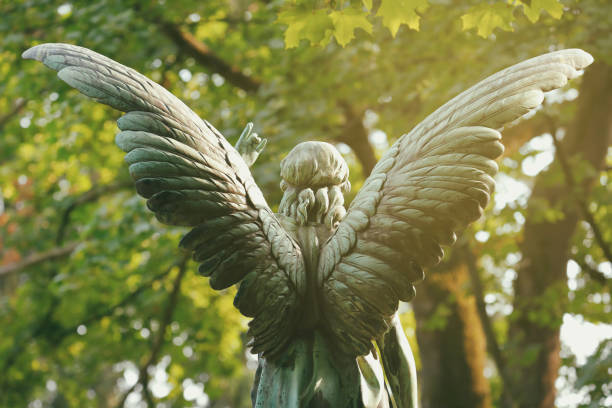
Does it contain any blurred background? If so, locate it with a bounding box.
[0,0,610,407]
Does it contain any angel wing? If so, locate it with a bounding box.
[23,43,306,358]
[318,49,594,356]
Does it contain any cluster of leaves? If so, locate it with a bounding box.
[276,0,565,48]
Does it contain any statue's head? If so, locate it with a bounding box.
[279,141,351,228]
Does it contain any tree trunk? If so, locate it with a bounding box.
[413,248,492,408]
[337,101,378,176]
[508,62,612,408]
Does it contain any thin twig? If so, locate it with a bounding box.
[56,180,132,244]
[547,118,612,265]
[0,296,60,381]
[2,178,129,377]
[573,257,609,287]
[0,98,27,131]
[57,260,182,339]
[0,255,183,377]
[0,241,79,277]
[156,21,260,92]
[116,255,189,408]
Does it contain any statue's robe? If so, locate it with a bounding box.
[251,216,415,408]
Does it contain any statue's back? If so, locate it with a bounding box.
[251,215,389,408]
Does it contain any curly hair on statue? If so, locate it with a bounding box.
[278,141,351,228]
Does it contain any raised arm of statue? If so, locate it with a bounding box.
[235,122,267,167]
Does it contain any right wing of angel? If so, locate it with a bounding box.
[23,43,306,358]
[317,49,593,357]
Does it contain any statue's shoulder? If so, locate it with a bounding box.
[314,223,335,245]
[275,213,299,241]
[274,213,335,247]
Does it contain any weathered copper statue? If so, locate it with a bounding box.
[24,43,592,407]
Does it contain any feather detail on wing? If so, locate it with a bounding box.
[317,49,593,356]
[23,43,306,358]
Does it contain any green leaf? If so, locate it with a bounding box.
[330,8,373,47]
[461,3,515,38]
[195,21,228,41]
[521,0,564,23]
[377,0,429,37]
[362,0,373,11]
[277,8,334,48]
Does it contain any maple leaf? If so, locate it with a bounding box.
[461,3,515,38]
[377,0,429,37]
[521,0,564,23]
[330,8,373,47]
[278,8,334,48]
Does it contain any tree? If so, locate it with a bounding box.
[507,60,612,408]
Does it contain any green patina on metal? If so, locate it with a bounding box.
[24,43,593,407]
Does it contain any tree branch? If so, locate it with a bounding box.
[337,100,377,176]
[1,181,131,371]
[0,254,184,379]
[116,255,189,408]
[0,296,60,380]
[573,257,610,287]
[462,245,515,408]
[547,118,612,265]
[145,10,382,177]
[501,114,549,157]
[56,180,132,244]
[58,258,182,338]
[0,98,27,131]
[158,21,260,92]
[0,241,79,277]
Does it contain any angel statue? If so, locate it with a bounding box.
[23,43,593,407]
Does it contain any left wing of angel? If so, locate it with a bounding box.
[317,49,594,357]
[23,43,306,358]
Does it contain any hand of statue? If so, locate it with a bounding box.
[235,122,267,167]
